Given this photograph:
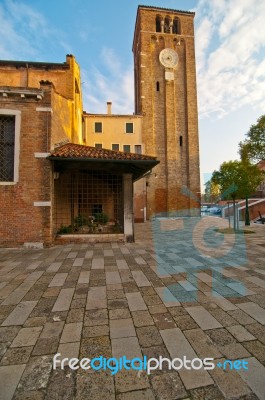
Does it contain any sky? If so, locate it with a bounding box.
[0,0,265,191]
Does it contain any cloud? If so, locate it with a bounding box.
[0,0,68,61]
[195,0,265,119]
[82,47,134,114]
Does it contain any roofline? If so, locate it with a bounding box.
[132,5,195,51]
[49,157,158,164]
[84,112,143,118]
[0,59,69,69]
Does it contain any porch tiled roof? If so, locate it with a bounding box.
[50,143,157,162]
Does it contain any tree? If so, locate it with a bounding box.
[239,115,265,162]
[204,180,220,203]
[211,161,264,228]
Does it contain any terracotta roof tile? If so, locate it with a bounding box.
[50,143,157,162]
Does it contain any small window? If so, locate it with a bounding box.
[94,122,102,133]
[123,145,130,153]
[0,115,15,182]
[156,82,160,91]
[173,18,180,34]
[95,143,102,149]
[179,136,183,147]
[156,16,161,32]
[125,122,134,134]
[164,17,170,33]
[134,145,142,154]
[112,144,119,151]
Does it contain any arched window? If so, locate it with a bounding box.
[156,16,161,32]
[173,18,180,34]
[164,17,170,33]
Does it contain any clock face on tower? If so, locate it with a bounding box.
[159,48,179,69]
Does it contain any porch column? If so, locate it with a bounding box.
[123,173,134,242]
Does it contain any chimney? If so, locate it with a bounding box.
[107,101,112,115]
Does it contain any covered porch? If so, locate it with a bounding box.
[49,143,159,242]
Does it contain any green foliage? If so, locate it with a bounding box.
[57,225,73,234]
[211,160,264,200]
[74,215,88,227]
[239,115,265,162]
[204,180,221,203]
[94,213,109,224]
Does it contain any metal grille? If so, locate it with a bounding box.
[54,169,123,234]
[0,115,15,182]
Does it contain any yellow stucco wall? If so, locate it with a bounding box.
[84,113,144,153]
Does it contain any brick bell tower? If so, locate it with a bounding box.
[133,5,200,217]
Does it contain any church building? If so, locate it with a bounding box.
[0,5,200,247]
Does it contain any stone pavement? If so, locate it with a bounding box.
[0,220,265,399]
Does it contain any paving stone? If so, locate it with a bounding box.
[184,328,223,358]
[17,355,52,392]
[0,342,10,358]
[66,308,84,323]
[136,326,163,347]
[52,288,75,312]
[148,304,168,314]
[108,298,128,309]
[84,309,108,326]
[77,271,90,284]
[45,367,75,400]
[208,308,237,327]
[11,327,42,347]
[152,313,176,330]
[189,385,225,400]
[91,258,104,269]
[80,336,111,359]
[237,302,265,325]
[218,342,251,360]
[131,271,151,287]
[0,364,26,400]
[116,389,155,400]
[185,306,222,330]
[40,322,64,338]
[155,287,180,307]
[32,337,59,356]
[70,297,86,308]
[116,259,129,270]
[110,318,136,339]
[237,357,265,400]
[227,324,256,342]
[131,311,154,327]
[168,306,188,317]
[160,328,213,390]
[2,301,37,326]
[60,322,82,343]
[208,358,253,399]
[83,325,109,337]
[174,315,200,330]
[42,287,61,298]
[150,372,187,399]
[48,273,67,287]
[0,346,33,366]
[228,309,256,325]
[126,292,147,311]
[46,262,62,273]
[57,342,80,365]
[243,341,265,364]
[247,276,265,289]
[112,336,142,359]
[109,308,131,320]
[2,272,43,305]
[106,271,122,285]
[246,323,265,344]
[115,369,150,393]
[0,326,20,342]
[86,286,107,310]
[76,371,115,399]
[73,258,84,267]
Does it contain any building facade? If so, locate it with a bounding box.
[133,5,200,217]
